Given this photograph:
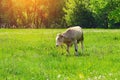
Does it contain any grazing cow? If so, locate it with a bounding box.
[56,26,84,56]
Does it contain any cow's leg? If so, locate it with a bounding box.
[74,40,79,56]
[66,45,70,56]
[81,40,84,54]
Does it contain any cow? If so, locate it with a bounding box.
[56,26,84,56]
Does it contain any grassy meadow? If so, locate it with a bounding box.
[0,29,120,80]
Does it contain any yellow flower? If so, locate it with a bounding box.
[79,73,85,79]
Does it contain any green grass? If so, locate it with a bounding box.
[0,29,120,80]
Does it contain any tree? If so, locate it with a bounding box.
[90,0,120,28]
[63,0,95,28]
[0,0,2,24]
[47,0,66,28]
[0,0,119,28]
[108,0,120,28]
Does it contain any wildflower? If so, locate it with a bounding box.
[57,74,61,79]
[79,73,85,79]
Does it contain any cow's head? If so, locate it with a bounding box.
[56,33,64,47]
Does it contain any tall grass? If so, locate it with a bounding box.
[0,29,120,80]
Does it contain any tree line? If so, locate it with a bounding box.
[0,0,120,28]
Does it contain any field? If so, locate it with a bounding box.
[0,29,120,80]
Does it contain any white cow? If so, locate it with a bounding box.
[56,26,84,56]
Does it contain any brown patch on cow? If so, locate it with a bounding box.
[63,39,73,46]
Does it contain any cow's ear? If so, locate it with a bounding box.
[61,34,66,38]
[59,34,64,37]
[58,33,66,38]
[57,33,62,37]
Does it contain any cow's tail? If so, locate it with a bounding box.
[81,32,84,41]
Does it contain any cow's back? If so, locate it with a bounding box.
[63,26,83,40]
